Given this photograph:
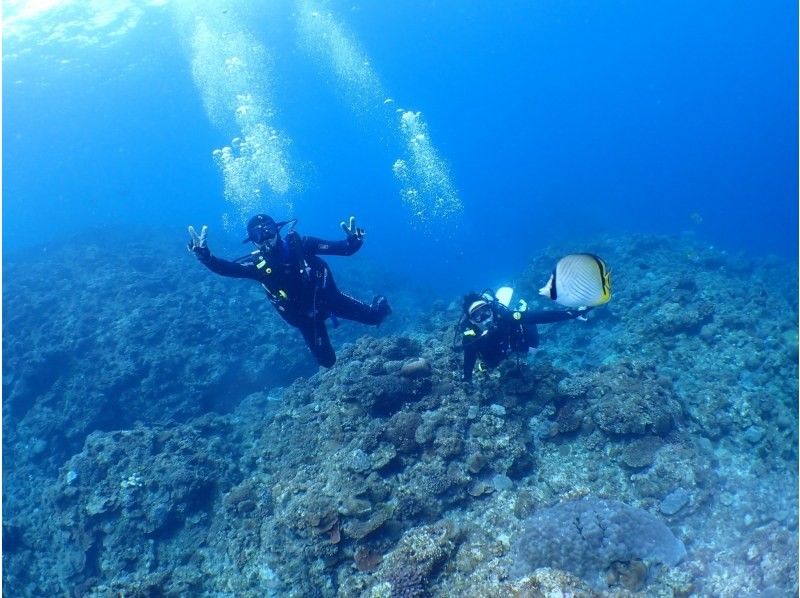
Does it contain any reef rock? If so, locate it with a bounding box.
[510,496,686,591]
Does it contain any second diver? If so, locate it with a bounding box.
[460,253,611,381]
[459,289,591,382]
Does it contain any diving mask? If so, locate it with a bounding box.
[244,215,297,247]
[468,300,494,326]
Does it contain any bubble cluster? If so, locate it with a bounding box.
[295,0,386,116]
[394,110,462,225]
[212,123,293,219]
[11,0,463,229]
[295,2,462,228]
[189,16,293,220]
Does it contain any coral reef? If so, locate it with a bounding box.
[3,231,797,597]
[509,496,686,590]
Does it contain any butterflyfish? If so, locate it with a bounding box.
[539,253,611,308]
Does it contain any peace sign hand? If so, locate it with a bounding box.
[187,225,210,260]
[340,216,365,241]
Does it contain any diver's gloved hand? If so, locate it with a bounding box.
[187,225,210,261]
[340,216,365,242]
[574,305,594,321]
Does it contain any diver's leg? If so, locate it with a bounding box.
[279,309,336,367]
[328,290,390,325]
[295,317,336,367]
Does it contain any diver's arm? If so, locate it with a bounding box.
[302,235,363,256]
[188,224,262,280]
[523,307,590,325]
[304,215,366,256]
[197,252,262,280]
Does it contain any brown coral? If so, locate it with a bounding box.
[354,546,383,572]
[400,358,432,378]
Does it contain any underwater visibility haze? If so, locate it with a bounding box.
[2,1,798,596]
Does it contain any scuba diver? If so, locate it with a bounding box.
[187,215,391,367]
[459,289,590,382]
[460,254,611,381]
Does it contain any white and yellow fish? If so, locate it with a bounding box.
[539,253,612,308]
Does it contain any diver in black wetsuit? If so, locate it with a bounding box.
[459,290,589,382]
[188,214,391,367]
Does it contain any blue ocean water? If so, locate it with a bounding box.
[4,0,797,296]
[3,2,798,596]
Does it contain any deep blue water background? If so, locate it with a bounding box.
[4,0,798,298]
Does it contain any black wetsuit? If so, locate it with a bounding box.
[461,302,584,381]
[198,231,386,367]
